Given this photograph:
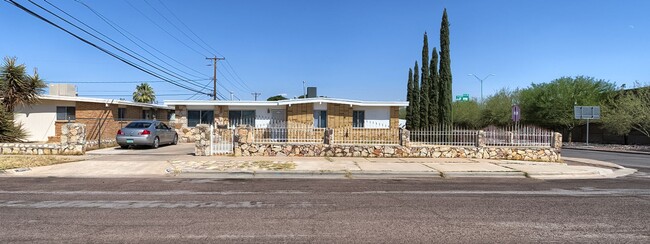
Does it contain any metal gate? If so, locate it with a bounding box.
[210,125,234,155]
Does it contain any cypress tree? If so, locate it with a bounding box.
[420,32,430,128]
[405,68,414,130]
[429,47,439,127]
[412,61,420,129]
[438,8,452,126]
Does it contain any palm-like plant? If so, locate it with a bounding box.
[0,57,46,113]
[132,82,156,103]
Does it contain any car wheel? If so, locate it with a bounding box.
[120,145,129,149]
[172,135,178,145]
[152,137,160,149]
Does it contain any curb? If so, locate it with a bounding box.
[175,169,533,179]
[557,157,637,179]
[563,147,650,156]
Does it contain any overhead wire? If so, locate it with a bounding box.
[38,0,209,90]
[72,0,209,80]
[6,0,211,96]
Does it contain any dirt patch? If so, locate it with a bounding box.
[0,156,78,170]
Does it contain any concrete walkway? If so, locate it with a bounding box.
[0,144,637,179]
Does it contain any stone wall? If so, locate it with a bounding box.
[194,124,211,156]
[219,127,563,162]
[2,123,86,155]
[233,144,560,162]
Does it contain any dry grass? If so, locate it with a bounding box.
[0,155,77,170]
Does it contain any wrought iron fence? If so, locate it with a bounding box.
[410,126,478,146]
[483,125,553,147]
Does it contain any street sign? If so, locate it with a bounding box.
[455,94,470,101]
[511,104,521,122]
[574,106,601,119]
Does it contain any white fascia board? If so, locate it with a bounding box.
[164,98,408,107]
[39,95,172,110]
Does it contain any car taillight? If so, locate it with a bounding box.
[140,130,151,135]
[117,129,124,135]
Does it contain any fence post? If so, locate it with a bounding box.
[552,132,563,149]
[209,124,214,156]
[323,128,333,144]
[399,128,410,147]
[476,130,486,147]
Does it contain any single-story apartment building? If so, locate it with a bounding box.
[14,95,174,143]
[164,97,408,142]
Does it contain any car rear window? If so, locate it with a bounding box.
[125,122,152,128]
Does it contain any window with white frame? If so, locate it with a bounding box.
[188,110,214,127]
[313,110,327,128]
[353,110,365,128]
[229,110,255,126]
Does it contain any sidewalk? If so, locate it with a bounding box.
[1,148,636,179]
[168,156,635,180]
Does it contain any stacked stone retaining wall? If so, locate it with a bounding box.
[1,123,86,155]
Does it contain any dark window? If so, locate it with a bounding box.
[56,106,75,120]
[313,110,327,128]
[229,110,256,126]
[142,109,152,119]
[126,122,152,128]
[117,108,126,120]
[167,110,175,121]
[188,110,214,127]
[353,110,365,128]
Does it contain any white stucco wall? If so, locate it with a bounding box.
[14,100,75,142]
[353,106,390,128]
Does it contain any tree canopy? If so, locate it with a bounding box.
[267,95,288,101]
[132,82,156,103]
[0,56,45,142]
[601,85,650,138]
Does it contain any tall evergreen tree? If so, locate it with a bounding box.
[438,8,452,125]
[420,32,430,128]
[412,61,421,129]
[429,47,439,127]
[405,68,414,130]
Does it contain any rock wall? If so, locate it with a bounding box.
[194,124,211,156]
[1,123,86,155]
[197,125,563,162]
[233,143,561,162]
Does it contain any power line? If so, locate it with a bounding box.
[7,0,211,96]
[39,0,208,90]
[47,78,210,84]
[72,0,208,80]
[123,0,208,58]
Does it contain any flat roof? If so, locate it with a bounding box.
[164,97,408,107]
[39,95,173,110]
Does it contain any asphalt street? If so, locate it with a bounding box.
[564,148,650,173]
[1,175,649,243]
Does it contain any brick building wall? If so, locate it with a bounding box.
[287,103,313,125]
[327,103,353,128]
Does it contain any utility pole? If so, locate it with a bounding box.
[251,92,261,101]
[230,91,234,101]
[206,56,225,100]
[302,80,306,98]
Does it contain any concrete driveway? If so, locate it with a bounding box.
[6,143,197,178]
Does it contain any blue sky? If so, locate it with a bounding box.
[1,0,648,102]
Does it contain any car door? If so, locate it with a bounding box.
[155,122,168,143]
[161,122,174,144]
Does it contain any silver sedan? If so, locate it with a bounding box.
[116,120,178,149]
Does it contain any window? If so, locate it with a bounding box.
[126,122,152,128]
[353,110,365,128]
[188,110,214,127]
[229,110,256,126]
[167,110,175,121]
[56,106,75,121]
[117,108,126,121]
[142,109,152,119]
[313,110,327,128]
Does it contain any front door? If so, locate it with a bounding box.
[270,109,286,141]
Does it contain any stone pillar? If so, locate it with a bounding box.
[60,123,86,155]
[552,132,563,149]
[476,130,486,147]
[399,128,411,147]
[323,128,333,144]
[194,124,211,156]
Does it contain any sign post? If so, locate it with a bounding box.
[574,106,601,145]
[511,104,521,124]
